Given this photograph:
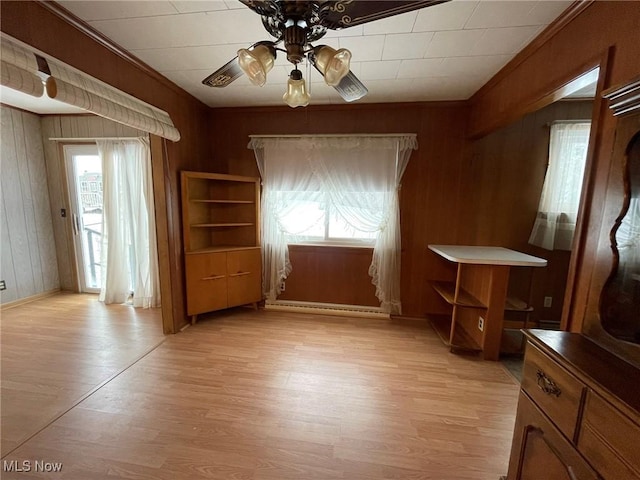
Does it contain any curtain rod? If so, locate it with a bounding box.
[249,133,417,139]
[48,136,144,142]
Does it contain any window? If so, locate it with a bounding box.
[279,191,378,244]
[529,121,591,250]
[250,135,417,313]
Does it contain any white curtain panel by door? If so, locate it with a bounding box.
[250,135,417,314]
[97,138,160,307]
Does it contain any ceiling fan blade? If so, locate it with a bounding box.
[319,0,450,30]
[237,0,279,17]
[202,57,243,88]
[333,71,368,102]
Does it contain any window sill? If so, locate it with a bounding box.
[288,242,374,250]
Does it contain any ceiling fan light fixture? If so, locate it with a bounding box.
[237,45,275,87]
[283,68,310,108]
[314,46,352,87]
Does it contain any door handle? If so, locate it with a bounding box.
[201,275,225,281]
[229,271,251,277]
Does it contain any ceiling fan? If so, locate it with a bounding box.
[202,0,449,107]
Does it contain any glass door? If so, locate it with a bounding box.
[64,144,103,293]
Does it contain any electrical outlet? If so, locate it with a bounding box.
[0,280,6,291]
[478,316,484,332]
[280,282,285,292]
[544,296,553,308]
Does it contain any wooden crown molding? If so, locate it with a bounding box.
[37,0,202,104]
[470,0,595,104]
[603,75,640,116]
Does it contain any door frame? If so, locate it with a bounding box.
[62,142,101,294]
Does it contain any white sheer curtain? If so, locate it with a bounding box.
[529,122,591,250]
[249,135,417,314]
[97,138,160,308]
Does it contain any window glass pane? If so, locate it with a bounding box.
[328,207,376,241]
[281,197,325,240]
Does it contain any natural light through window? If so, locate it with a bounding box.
[529,121,592,250]
[279,192,378,244]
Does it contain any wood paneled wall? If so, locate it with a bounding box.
[469,1,640,335]
[39,115,144,291]
[278,245,379,307]
[0,106,59,303]
[470,100,594,326]
[1,1,214,332]
[210,102,473,317]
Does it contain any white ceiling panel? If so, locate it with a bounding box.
[469,25,543,55]
[413,1,479,32]
[382,32,435,60]
[363,11,418,35]
[132,44,245,72]
[397,58,446,79]
[527,1,573,25]
[87,9,264,50]
[439,54,512,77]
[358,60,403,81]
[338,35,386,62]
[8,0,573,110]
[58,1,179,21]
[423,29,485,58]
[465,1,540,28]
[168,0,233,14]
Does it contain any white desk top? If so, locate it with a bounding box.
[428,245,547,267]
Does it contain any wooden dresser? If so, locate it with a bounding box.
[506,329,640,479]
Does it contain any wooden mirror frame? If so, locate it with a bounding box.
[583,76,640,366]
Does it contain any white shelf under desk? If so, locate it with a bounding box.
[428,245,547,360]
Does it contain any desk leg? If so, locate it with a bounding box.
[482,265,510,360]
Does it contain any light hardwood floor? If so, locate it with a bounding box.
[1,293,164,457]
[1,296,520,479]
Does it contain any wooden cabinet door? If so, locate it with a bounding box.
[185,252,227,315]
[507,393,599,480]
[226,248,261,307]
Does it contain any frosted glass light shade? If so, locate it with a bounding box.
[283,72,310,108]
[237,45,275,87]
[314,46,351,86]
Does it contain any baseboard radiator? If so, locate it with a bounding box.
[264,300,389,319]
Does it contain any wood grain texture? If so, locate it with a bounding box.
[278,245,379,307]
[470,100,594,326]
[2,300,520,479]
[0,105,59,304]
[0,292,164,457]
[507,330,640,480]
[1,0,215,332]
[467,1,640,340]
[210,103,472,318]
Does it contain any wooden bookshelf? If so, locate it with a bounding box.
[181,171,262,324]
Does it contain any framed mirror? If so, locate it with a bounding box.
[598,77,640,349]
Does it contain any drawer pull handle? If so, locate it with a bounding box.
[229,271,251,277]
[536,370,561,397]
[202,275,225,280]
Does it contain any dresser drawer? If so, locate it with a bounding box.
[521,344,586,440]
[507,392,599,480]
[578,390,640,480]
